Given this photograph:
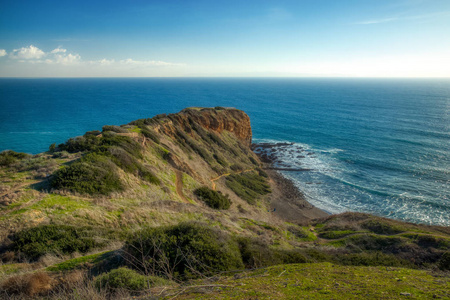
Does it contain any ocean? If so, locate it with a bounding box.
[0,78,449,226]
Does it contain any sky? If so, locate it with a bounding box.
[0,0,449,77]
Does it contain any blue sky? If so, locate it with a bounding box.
[0,0,449,77]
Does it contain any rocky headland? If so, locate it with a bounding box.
[0,107,448,299]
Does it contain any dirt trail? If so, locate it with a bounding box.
[0,180,41,199]
[174,170,188,203]
[210,168,255,190]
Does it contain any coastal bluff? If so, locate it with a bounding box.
[0,107,448,299]
[156,107,253,147]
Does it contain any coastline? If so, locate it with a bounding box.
[253,143,330,222]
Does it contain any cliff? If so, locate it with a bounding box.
[157,107,252,147]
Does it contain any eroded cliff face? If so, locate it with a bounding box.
[155,107,252,147]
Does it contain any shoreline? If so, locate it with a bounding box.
[253,143,330,222]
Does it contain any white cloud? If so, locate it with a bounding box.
[119,58,183,67]
[50,47,67,54]
[95,58,115,66]
[10,45,45,59]
[0,45,185,76]
[52,53,81,65]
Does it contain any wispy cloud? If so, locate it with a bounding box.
[355,10,450,25]
[0,49,6,57]
[119,58,184,67]
[355,17,398,25]
[50,47,67,54]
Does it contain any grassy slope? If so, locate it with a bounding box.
[173,263,449,299]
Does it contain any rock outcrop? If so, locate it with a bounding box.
[155,107,252,147]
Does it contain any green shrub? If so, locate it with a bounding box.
[49,143,56,153]
[194,187,231,210]
[344,234,404,252]
[237,237,306,268]
[124,222,243,279]
[58,135,101,153]
[416,235,449,249]
[0,150,31,167]
[102,125,128,133]
[11,155,57,173]
[138,167,160,185]
[319,230,356,239]
[336,252,410,267]
[51,154,123,195]
[361,219,404,235]
[84,130,102,137]
[439,252,450,270]
[52,151,70,159]
[213,153,228,167]
[141,127,160,144]
[257,167,268,178]
[93,146,159,185]
[230,164,243,172]
[249,156,258,165]
[95,267,169,291]
[287,226,315,240]
[208,132,230,151]
[226,172,270,205]
[100,135,143,159]
[175,129,212,161]
[12,225,101,261]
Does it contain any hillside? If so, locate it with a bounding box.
[0,107,448,299]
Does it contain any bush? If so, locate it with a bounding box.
[100,135,143,159]
[138,167,160,185]
[141,127,160,144]
[336,252,410,267]
[52,151,70,159]
[439,252,450,270]
[361,219,404,235]
[49,143,56,153]
[51,154,123,195]
[84,130,102,137]
[1,271,53,297]
[124,222,243,279]
[226,172,270,205]
[0,150,31,167]
[194,187,231,210]
[95,267,169,291]
[12,225,100,261]
[237,237,306,268]
[213,153,228,167]
[102,125,128,133]
[58,135,101,153]
[247,156,257,165]
[319,230,355,239]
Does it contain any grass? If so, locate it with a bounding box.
[172,263,450,299]
[30,194,92,214]
[46,251,112,272]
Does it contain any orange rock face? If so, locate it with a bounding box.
[155,107,252,147]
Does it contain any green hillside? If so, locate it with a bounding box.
[0,108,448,299]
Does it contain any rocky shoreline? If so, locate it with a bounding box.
[252,142,329,222]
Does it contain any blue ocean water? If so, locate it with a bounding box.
[0,78,449,226]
